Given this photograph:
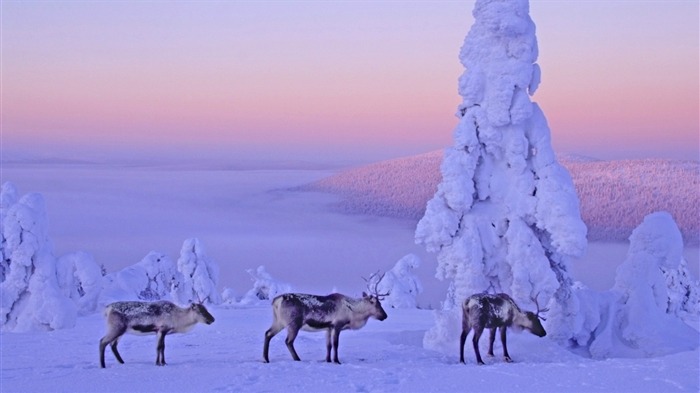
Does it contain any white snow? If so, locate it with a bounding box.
[1,306,698,392]
[369,254,423,309]
[1,185,78,332]
[238,266,293,306]
[174,238,222,305]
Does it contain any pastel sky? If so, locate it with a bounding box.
[2,1,698,164]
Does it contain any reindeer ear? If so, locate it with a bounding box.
[362,291,368,298]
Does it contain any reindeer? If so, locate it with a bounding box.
[459,293,547,365]
[99,300,215,368]
[263,272,389,364]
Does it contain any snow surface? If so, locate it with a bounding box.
[2,306,698,393]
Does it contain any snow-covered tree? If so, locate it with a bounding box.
[588,212,699,358]
[663,258,700,321]
[239,266,291,306]
[367,254,423,309]
[1,182,19,283]
[220,287,237,306]
[1,184,77,331]
[417,0,587,350]
[56,251,103,315]
[100,251,180,305]
[174,238,221,305]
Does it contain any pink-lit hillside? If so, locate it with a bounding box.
[302,151,699,245]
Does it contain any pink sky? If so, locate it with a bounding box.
[2,1,698,163]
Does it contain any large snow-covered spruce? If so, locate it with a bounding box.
[1,183,77,331]
[416,0,587,350]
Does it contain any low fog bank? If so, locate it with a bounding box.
[2,162,444,306]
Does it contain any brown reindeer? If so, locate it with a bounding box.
[99,301,215,368]
[263,273,389,364]
[460,293,547,365]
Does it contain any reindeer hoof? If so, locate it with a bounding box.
[477,360,485,365]
[504,357,513,363]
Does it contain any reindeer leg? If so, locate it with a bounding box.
[500,327,512,362]
[487,327,497,357]
[156,330,168,366]
[263,324,284,363]
[111,338,125,364]
[285,323,302,361]
[99,338,110,369]
[99,325,126,368]
[472,326,485,365]
[99,315,127,368]
[331,327,341,364]
[325,329,332,363]
[459,326,470,364]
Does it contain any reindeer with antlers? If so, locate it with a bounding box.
[263,272,389,364]
[459,292,548,365]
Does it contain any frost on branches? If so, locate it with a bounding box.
[366,254,423,309]
[101,251,180,304]
[174,238,221,305]
[56,251,103,316]
[0,183,77,332]
[239,266,291,306]
[586,212,699,358]
[416,0,587,351]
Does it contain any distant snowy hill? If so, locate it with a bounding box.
[301,151,699,245]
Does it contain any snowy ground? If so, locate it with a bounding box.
[2,306,698,393]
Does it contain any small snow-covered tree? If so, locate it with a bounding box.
[239,266,291,306]
[100,251,180,304]
[417,0,587,351]
[663,258,700,321]
[367,254,423,309]
[588,212,699,357]
[174,238,221,305]
[56,251,103,315]
[0,185,77,331]
[1,182,19,283]
[220,287,237,306]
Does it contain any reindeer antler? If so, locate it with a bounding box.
[530,292,550,321]
[361,270,390,299]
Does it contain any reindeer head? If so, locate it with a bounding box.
[524,293,549,337]
[191,303,215,325]
[362,271,390,321]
